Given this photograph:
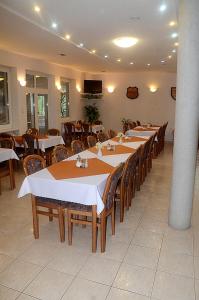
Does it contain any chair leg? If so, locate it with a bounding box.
[67,210,73,245]
[92,206,97,253]
[100,216,107,253]
[9,160,15,190]
[120,196,124,222]
[48,208,53,221]
[31,196,39,239]
[111,207,115,235]
[58,206,65,242]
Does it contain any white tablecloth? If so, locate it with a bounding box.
[18,138,146,214]
[38,136,64,152]
[91,125,105,134]
[0,148,19,163]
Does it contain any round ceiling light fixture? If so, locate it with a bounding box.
[113,37,138,48]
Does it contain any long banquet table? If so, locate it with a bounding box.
[18,135,151,214]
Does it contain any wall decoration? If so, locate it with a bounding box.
[126,86,139,99]
[171,87,176,100]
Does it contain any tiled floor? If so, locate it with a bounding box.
[0,143,198,300]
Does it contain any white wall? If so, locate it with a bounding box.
[0,49,83,134]
[93,71,176,141]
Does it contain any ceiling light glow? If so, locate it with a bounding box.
[117,58,121,62]
[174,42,179,46]
[65,34,71,40]
[159,4,167,12]
[91,49,96,54]
[161,60,165,63]
[172,49,176,53]
[34,5,40,12]
[130,62,134,65]
[171,32,178,38]
[113,37,138,48]
[147,63,151,66]
[104,55,108,58]
[78,43,84,48]
[168,55,172,59]
[51,22,57,29]
[169,21,176,27]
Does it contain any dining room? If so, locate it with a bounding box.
[0,1,199,300]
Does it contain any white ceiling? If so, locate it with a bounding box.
[0,0,179,73]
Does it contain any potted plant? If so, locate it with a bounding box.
[84,103,100,124]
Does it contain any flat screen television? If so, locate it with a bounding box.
[84,80,102,94]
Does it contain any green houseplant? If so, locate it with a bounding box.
[84,103,100,124]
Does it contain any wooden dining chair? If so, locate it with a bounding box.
[140,136,153,183]
[53,145,69,162]
[71,140,84,154]
[22,133,40,156]
[97,132,109,143]
[116,151,139,221]
[87,135,97,148]
[0,138,16,195]
[66,163,124,252]
[108,129,117,139]
[26,128,39,136]
[47,128,60,136]
[23,154,65,242]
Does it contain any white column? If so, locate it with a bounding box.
[169,0,199,229]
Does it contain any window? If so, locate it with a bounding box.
[0,71,9,125]
[60,81,69,118]
[26,74,48,89]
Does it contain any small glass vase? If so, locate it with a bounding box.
[119,137,123,144]
[97,148,102,157]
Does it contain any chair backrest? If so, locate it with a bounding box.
[82,123,90,133]
[97,132,109,142]
[0,137,14,149]
[94,120,102,125]
[128,122,136,129]
[102,163,124,212]
[123,123,129,134]
[108,129,117,139]
[71,140,84,154]
[47,128,60,136]
[64,122,74,135]
[22,134,39,155]
[136,120,141,126]
[87,135,97,148]
[141,136,153,162]
[26,128,39,136]
[53,145,68,162]
[120,151,139,202]
[23,154,45,176]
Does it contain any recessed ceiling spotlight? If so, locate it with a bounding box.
[174,42,179,46]
[78,43,84,48]
[159,4,167,12]
[91,49,96,54]
[34,5,40,12]
[113,37,138,48]
[65,34,71,40]
[161,60,166,63]
[104,55,108,58]
[168,55,172,59]
[169,21,176,27]
[130,62,134,65]
[51,22,57,29]
[172,49,176,53]
[171,32,178,38]
[117,58,121,62]
[147,63,151,66]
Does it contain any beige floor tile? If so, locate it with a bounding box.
[79,256,120,285]
[95,240,129,262]
[194,256,199,279]
[0,285,20,300]
[0,259,42,291]
[17,294,38,300]
[162,236,193,255]
[139,218,168,234]
[107,287,149,300]
[124,245,159,269]
[158,250,194,277]
[113,263,155,296]
[47,247,89,275]
[62,277,109,300]
[152,271,195,300]
[132,228,163,249]
[24,268,73,300]
[195,279,199,300]
[0,254,14,272]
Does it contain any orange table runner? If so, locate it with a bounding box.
[89,144,135,156]
[48,158,114,180]
[112,136,147,143]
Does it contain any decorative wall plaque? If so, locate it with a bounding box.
[171,87,176,100]
[126,86,139,99]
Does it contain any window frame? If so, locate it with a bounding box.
[0,65,13,132]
